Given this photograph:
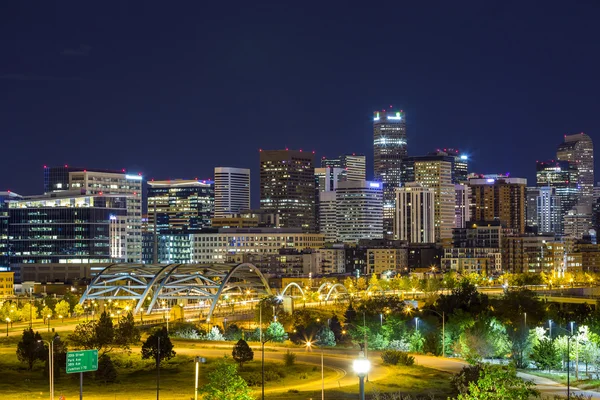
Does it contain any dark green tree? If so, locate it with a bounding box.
[315,325,336,347]
[343,304,357,326]
[437,280,489,318]
[200,358,254,400]
[69,311,116,355]
[492,289,546,328]
[96,354,117,383]
[531,338,560,372]
[265,321,286,342]
[141,327,176,367]
[456,364,538,400]
[231,339,254,368]
[329,315,343,342]
[224,323,242,341]
[16,328,45,370]
[115,312,140,350]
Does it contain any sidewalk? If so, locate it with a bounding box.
[518,371,600,399]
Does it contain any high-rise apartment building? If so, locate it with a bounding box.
[469,176,527,233]
[526,187,540,231]
[536,160,579,221]
[557,133,594,208]
[318,191,337,242]
[336,181,383,243]
[536,186,562,234]
[454,184,470,229]
[373,109,407,236]
[214,167,250,218]
[395,183,435,243]
[322,154,366,182]
[44,166,143,262]
[147,179,214,232]
[413,157,455,242]
[260,150,316,232]
[430,149,469,183]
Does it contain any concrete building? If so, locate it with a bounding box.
[526,187,540,231]
[44,166,144,263]
[316,248,345,274]
[367,248,408,275]
[0,271,13,297]
[536,160,579,224]
[260,150,316,232]
[191,228,324,263]
[502,235,566,274]
[314,167,345,192]
[537,186,562,234]
[0,192,21,270]
[141,232,193,264]
[564,206,592,239]
[395,183,435,243]
[441,248,501,275]
[214,167,250,219]
[318,192,337,243]
[557,133,594,208]
[321,154,366,182]
[452,222,502,248]
[413,157,455,242]
[373,109,407,236]
[469,176,527,233]
[147,179,214,232]
[336,181,383,243]
[454,184,470,229]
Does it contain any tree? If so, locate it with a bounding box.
[265,321,286,342]
[531,338,560,372]
[73,304,85,320]
[224,323,242,341]
[456,364,538,400]
[41,306,53,321]
[96,354,117,383]
[141,327,176,367]
[232,339,254,368]
[206,326,226,341]
[329,315,343,342]
[55,300,71,318]
[115,312,140,349]
[69,311,116,355]
[315,325,336,347]
[200,358,254,400]
[16,328,45,370]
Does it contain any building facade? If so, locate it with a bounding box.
[321,154,366,182]
[557,133,594,208]
[469,176,527,233]
[214,167,250,219]
[536,186,562,234]
[335,181,383,243]
[395,183,435,243]
[366,248,408,275]
[260,150,316,232]
[0,272,13,297]
[318,191,337,243]
[147,179,215,232]
[454,184,470,229]
[373,109,407,236]
[536,160,579,222]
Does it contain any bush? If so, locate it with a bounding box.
[173,327,201,340]
[388,339,410,352]
[381,350,414,366]
[264,369,282,382]
[451,364,483,394]
[224,323,242,341]
[283,350,296,367]
[243,372,262,386]
[96,354,117,383]
[206,326,225,341]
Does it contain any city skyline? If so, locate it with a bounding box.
[2,2,600,204]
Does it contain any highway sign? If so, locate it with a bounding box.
[66,350,98,374]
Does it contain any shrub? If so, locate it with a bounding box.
[96,354,117,383]
[243,372,262,386]
[398,352,415,366]
[206,326,225,341]
[381,350,415,366]
[451,364,484,394]
[264,369,281,382]
[283,350,296,367]
[173,327,201,340]
[299,372,308,380]
[388,339,410,352]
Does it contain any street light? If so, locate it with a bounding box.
[552,324,574,399]
[306,341,324,400]
[194,356,206,400]
[5,317,9,336]
[353,352,371,400]
[419,309,445,357]
[414,317,419,332]
[39,336,59,400]
[548,319,553,339]
[47,314,51,333]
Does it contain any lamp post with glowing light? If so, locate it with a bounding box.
[353,352,371,400]
[306,341,324,400]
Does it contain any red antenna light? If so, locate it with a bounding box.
[64,164,68,168]
[259,149,263,152]
[43,165,47,169]
[122,168,126,172]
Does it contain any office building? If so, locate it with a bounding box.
[373,109,407,235]
[316,248,346,274]
[557,133,594,208]
[191,228,325,263]
[536,160,579,221]
[454,184,470,229]
[430,149,470,183]
[318,191,337,242]
[0,192,21,270]
[442,248,501,275]
[469,176,527,233]
[322,154,366,182]
[260,150,316,232]
[142,232,193,264]
[453,221,502,249]
[395,183,435,243]
[526,187,540,231]
[8,193,129,280]
[537,186,562,234]
[564,206,592,239]
[0,272,14,297]
[366,248,408,275]
[314,167,345,192]
[214,167,250,218]
[44,166,144,263]
[147,179,215,232]
[413,156,456,241]
[336,181,383,243]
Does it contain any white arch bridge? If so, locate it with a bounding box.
[79,263,273,321]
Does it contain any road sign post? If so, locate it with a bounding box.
[66,350,98,400]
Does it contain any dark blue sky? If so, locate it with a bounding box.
[1,1,599,206]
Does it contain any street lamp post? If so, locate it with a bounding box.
[194,356,206,400]
[47,315,51,333]
[549,319,553,339]
[552,324,574,400]
[261,335,272,400]
[353,352,371,400]
[39,336,58,400]
[306,341,324,400]
[5,317,9,336]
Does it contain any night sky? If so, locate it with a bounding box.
[2,1,599,206]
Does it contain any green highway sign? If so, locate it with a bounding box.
[66,350,98,374]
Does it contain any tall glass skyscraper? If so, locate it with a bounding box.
[536,160,579,226]
[557,133,594,208]
[373,109,407,236]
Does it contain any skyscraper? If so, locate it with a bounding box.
[454,184,470,229]
[321,154,366,182]
[557,133,594,208]
[44,166,143,263]
[536,160,579,225]
[373,109,407,235]
[395,183,435,243]
[214,167,250,218]
[147,179,214,232]
[413,156,456,242]
[469,176,527,233]
[260,149,316,232]
[536,186,562,234]
[336,181,383,243]
[430,149,470,183]
[314,167,345,192]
